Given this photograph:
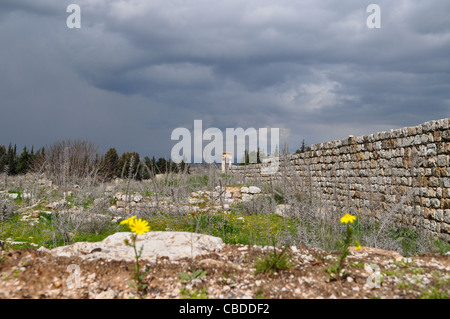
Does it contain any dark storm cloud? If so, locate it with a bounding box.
[0,0,449,158]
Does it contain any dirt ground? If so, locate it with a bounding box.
[1,244,449,300]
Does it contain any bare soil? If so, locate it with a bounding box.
[1,244,449,300]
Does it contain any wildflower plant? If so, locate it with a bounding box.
[120,215,151,298]
[325,213,361,280]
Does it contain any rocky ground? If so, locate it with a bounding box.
[1,242,448,299]
[1,176,449,300]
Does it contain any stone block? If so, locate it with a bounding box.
[442,130,450,141]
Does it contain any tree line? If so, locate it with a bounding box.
[0,140,187,181]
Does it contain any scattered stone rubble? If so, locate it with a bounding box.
[108,185,264,215]
[1,241,449,299]
[8,182,289,232]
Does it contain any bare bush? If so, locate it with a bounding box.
[49,210,115,246]
[0,198,15,232]
[34,139,102,186]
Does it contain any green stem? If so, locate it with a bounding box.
[336,225,352,277]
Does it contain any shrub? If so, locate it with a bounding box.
[254,246,293,275]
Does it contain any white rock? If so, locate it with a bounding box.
[248,186,261,194]
[108,206,117,213]
[37,246,51,253]
[105,186,115,192]
[94,198,107,206]
[210,192,220,198]
[275,204,291,217]
[240,187,249,194]
[188,198,202,204]
[94,289,117,299]
[49,231,225,262]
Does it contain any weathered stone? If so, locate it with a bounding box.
[49,231,225,262]
[241,186,248,194]
[442,130,450,141]
[116,200,126,208]
[427,144,437,156]
[225,186,241,194]
[31,211,41,218]
[248,186,261,194]
[430,199,441,209]
[8,193,18,199]
[444,210,450,224]
[429,177,440,187]
[443,178,450,188]
[443,199,450,210]
[275,204,291,217]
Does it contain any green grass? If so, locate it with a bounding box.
[254,246,293,275]
[2,180,446,262]
[188,175,208,188]
[434,239,450,255]
[0,213,123,249]
[7,190,22,203]
[180,287,208,299]
[145,209,299,246]
[179,269,207,284]
[419,272,449,299]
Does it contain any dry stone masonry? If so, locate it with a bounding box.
[230,118,450,241]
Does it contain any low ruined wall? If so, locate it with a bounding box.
[230,118,450,241]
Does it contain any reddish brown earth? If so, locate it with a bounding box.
[0,244,449,300]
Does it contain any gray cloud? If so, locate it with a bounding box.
[0,0,449,160]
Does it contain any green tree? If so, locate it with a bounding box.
[16,146,32,174]
[5,144,18,175]
[296,139,311,154]
[103,148,120,179]
[156,157,167,174]
[0,145,6,172]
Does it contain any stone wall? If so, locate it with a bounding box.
[229,118,450,241]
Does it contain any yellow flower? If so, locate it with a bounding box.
[340,213,356,224]
[129,218,150,235]
[120,216,137,227]
[355,243,362,251]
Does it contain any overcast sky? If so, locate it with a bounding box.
[1,0,449,162]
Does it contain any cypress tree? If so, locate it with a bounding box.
[16,146,31,174]
[6,144,18,175]
[103,148,119,178]
[0,145,6,172]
